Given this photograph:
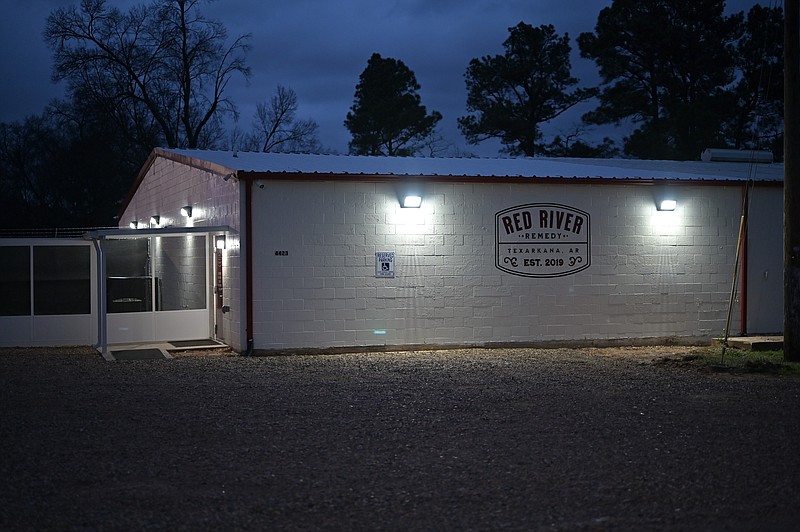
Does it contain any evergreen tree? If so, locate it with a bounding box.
[345,53,442,156]
[578,0,741,159]
[458,22,596,157]
[724,5,784,157]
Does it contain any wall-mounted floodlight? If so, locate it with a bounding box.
[657,199,677,211]
[129,220,139,229]
[402,195,422,208]
[150,215,160,227]
[215,235,226,250]
[180,205,193,218]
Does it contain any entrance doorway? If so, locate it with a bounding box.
[105,234,210,343]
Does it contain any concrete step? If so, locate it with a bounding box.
[716,336,783,351]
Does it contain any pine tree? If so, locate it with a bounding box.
[578,0,742,159]
[458,22,596,157]
[345,53,442,156]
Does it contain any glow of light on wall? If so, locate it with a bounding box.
[648,198,684,235]
[392,200,430,231]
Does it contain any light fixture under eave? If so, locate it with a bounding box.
[402,195,422,208]
[129,220,139,229]
[180,205,193,218]
[150,215,160,227]
[658,199,677,211]
[215,234,226,250]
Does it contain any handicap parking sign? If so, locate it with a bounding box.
[375,252,395,278]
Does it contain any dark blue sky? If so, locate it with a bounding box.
[0,0,767,156]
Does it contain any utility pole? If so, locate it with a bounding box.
[785,0,800,361]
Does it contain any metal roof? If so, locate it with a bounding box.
[158,148,784,183]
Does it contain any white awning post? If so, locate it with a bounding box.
[92,237,111,359]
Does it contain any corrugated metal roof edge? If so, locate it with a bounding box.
[235,169,783,185]
[118,148,784,220]
[171,148,783,182]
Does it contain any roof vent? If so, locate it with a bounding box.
[701,148,773,163]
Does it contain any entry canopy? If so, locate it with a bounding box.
[83,225,236,240]
[84,225,235,359]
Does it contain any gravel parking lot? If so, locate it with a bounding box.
[2,345,799,531]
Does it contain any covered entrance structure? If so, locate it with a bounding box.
[86,226,233,358]
[0,225,232,357]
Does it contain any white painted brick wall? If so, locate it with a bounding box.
[119,157,243,350]
[248,180,767,350]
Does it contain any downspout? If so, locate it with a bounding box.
[243,176,255,356]
[740,185,749,336]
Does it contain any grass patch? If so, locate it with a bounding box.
[656,346,800,376]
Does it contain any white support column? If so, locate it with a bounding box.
[92,237,112,360]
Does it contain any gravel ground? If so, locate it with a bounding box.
[1,345,799,531]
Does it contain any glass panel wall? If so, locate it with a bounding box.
[1,246,31,316]
[106,239,152,313]
[0,235,207,318]
[105,236,206,313]
[153,235,207,311]
[33,246,91,315]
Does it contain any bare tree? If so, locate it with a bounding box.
[248,85,321,153]
[45,0,251,149]
[543,124,619,158]
[419,128,454,158]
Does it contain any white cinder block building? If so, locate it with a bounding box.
[0,148,784,353]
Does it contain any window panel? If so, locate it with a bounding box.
[106,239,152,313]
[0,246,31,316]
[154,236,207,311]
[33,246,90,315]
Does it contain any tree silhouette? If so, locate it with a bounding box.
[243,85,321,153]
[724,5,784,156]
[345,53,442,156]
[459,22,596,157]
[45,0,251,150]
[578,0,744,159]
[0,95,144,228]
